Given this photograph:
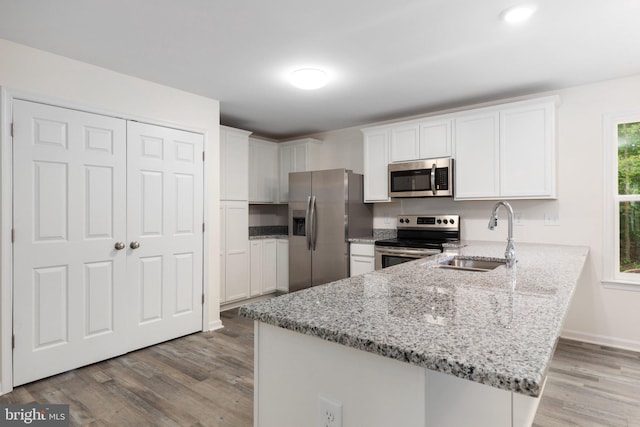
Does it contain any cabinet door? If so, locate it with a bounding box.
[293,143,309,172]
[363,130,391,202]
[390,123,420,162]
[276,239,289,292]
[454,112,500,199]
[249,139,278,203]
[500,102,555,198]
[350,256,375,277]
[222,201,249,301]
[250,240,263,297]
[262,239,278,293]
[220,205,226,303]
[420,118,451,159]
[221,127,249,200]
[278,145,293,203]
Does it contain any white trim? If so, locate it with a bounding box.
[208,320,224,331]
[602,110,640,286]
[602,280,640,292]
[0,88,210,395]
[0,87,14,395]
[561,328,640,353]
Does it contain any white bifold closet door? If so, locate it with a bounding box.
[12,100,203,386]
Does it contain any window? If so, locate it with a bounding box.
[604,112,640,289]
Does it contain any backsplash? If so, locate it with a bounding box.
[249,225,288,237]
[373,228,396,239]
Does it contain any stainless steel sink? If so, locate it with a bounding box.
[433,256,507,272]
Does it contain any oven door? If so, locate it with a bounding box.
[374,246,440,270]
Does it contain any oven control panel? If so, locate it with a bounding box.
[397,215,459,230]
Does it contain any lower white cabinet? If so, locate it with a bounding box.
[277,239,289,292]
[350,243,375,276]
[220,201,249,303]
[250,238,288,296]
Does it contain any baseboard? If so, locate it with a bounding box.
[208,319,224,331]
[561,329,640,352]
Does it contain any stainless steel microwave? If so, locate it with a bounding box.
[388,158,454,198]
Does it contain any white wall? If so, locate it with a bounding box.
[307,74,640,351]
[0,40,222,334]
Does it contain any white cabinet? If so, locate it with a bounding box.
[420,118,452,159]
[500,101,555,198]
[278,138,319,202]
[249,238,287,296]
[276,239,289,292]
[249,138,278,203]
[350,243,375,277]
[389,118,452,162]
[453,111,500,199]
[454,97,556,200]
[220,201,249,303]
[363,129,390,202]
[390,122,420,162]
[220,125,251,201]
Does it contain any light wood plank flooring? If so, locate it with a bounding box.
[1,309,639,426]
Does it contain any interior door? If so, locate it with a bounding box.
[12,100,130,385]
[12,102,204,386]
[126,122,203,349]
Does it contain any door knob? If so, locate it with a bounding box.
[114,241,126,250]
[130,241,140,249]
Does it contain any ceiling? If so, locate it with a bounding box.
[1,0,640,140]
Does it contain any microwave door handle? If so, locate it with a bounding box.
[431,163,437,195]
[305,196,312,250]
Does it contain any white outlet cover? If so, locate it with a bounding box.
[319,396,343,427]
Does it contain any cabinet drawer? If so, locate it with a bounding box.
[351,243,375,257]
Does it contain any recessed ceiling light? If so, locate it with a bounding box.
[501,4,537,24]
[290,68,329,90]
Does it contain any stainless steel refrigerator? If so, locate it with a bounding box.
[288,169,373,292]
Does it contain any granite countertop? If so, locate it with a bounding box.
[249,234,288,240]
[239,241,589,397]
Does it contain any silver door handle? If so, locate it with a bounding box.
[431,163,437,195]
[114,242,126,250]
[130,241,140,249]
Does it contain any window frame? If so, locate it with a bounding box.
[603,111,640,291]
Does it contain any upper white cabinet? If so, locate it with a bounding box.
[278,138,319,202]
[420,118,452,159]
[220,125,251,201]
[454,97,556,200]
[453,111,500,199]
[362,128,390,202]
[390,122,420,162]
[249,138,278,203]
[389,118,452,162]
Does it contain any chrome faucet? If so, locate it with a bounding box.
[488,201,516,268]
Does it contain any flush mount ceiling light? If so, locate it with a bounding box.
[290,68,329,90]
[501,4,537,23]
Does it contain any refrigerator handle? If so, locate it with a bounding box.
[305,196,312,250]
[310,195,318,250]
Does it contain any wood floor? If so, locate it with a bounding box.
[1,309,639,426]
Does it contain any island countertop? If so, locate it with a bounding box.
[239,241,588,397]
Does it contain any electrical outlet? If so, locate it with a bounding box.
[544,212,560,226]
[319,396,342,427]
[514,212,524,226]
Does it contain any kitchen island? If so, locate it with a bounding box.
[240,241,588,427]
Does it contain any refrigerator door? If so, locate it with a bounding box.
[289,171,312,292]
[311,169,349,286]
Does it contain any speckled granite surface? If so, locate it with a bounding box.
[239,241,588,397]
[348,228,396,243]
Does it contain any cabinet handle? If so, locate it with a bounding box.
[130,241,140,249]
[114,242,126,250]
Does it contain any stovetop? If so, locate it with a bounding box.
[375,214,460,249]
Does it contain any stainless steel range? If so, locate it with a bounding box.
[374,214,460,270]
